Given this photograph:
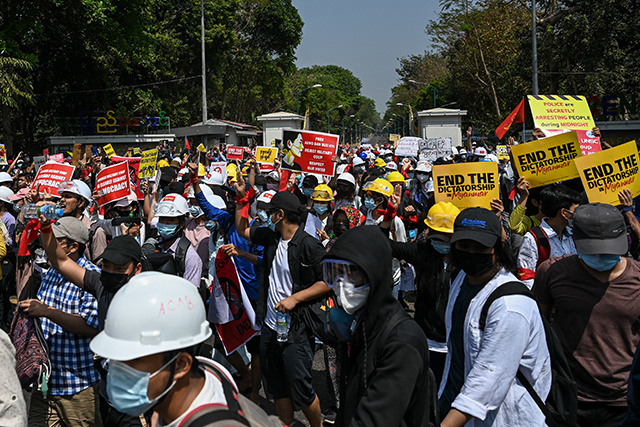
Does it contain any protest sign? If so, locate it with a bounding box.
[395,137,421,157]
[72,143,82,166]
[389,134,400,142]
[95,162,132,206]
[43,148,49,157]
[33,156,47,173]
[31,162,75,196]
[281,129,339,176]
[204,162,227,184]
[0,145,6,165]
[256,147,278,165]
[496,145,509,160]
[510,131,582,188]
[138,149,158,179]
[111,156,143,199]
[226,146,244,161]
[103,143,116,158]
[197,143,207,153]
[528,95,601,155]
[433,162,499,209]
[49,153,64,162]
[214,250,259,355]
[419,137,452,163]
[132,147,141,155]
[85,145,93,157]
[574,140,640,205]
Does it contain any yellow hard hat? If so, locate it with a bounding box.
[386,171,406,184]
[374,158,387,168]
[311,184,334,202]
[424,202,461,234]
[226,163,238,175]
[363,178,393,199]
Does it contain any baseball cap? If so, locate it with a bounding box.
[451,207,502,248]
[8,187,29,201]
[52,217,90,245]
[573,203,627,255]
[99,235,142,265]
[264,191,301,213]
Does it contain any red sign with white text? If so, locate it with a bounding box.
[95,162,132,206]
[31,163,76,197]
[227,146,244,161]
[111,156,144,200]
[49,153,64,162]
[281,129,339,176]
[541,129,602,155]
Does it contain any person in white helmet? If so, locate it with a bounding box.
[58,179,93,226]
[0,172,13,188]
[333,172,359,209]
[0,186,16,245]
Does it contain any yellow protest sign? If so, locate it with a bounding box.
[138,149,158,179]
[197,143,207,153]
[104,144,116,158]
[574,140,640,205]
[133,147,142,155]
[256,147,278,164]
[528,95,595,131]
[510,131,582,188]
[433,162,499,209]
[496,145,509,160]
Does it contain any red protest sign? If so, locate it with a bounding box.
[49,153,64,162]
[95,162,132,206]
[31,162,76,196]
[214,251,259,355]
[281,129,339,176]
[227,146,244,160]
[111,156,144,200]
[540,129,602,156]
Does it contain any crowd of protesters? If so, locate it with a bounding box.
[0,126,639,427]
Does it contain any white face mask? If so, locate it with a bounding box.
[335,279,370,314]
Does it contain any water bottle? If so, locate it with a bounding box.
[22,204,64,220]
[276,312,289,343]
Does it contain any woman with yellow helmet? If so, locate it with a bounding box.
[310,184,334,232]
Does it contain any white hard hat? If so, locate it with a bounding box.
[154,193,189,217]
[0,186,14,204]
[114,191,138,208]
[473,147,488,157]
[415,161,432,173]
[0,172,12,183]
[337,172,356,187]
[90,272,212,361]
[256,190,276,209]
[58,180,92,202]
[385,161,397,171]
[199,185,226,210]
[352,157,365,167]
[202,164,227,186]
[485,154,499,163]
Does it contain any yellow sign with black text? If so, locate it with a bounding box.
[496,145,509,160]
[574,140,640,205]
[255,147,278,164]
[510,131,582,188]
[433,162,499,209]
[138,149,158,179]
[103,144,116,158]
[528,95,595,131]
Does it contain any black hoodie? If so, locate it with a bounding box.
[326,226,434,427]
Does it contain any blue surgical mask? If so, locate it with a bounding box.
[267,214,280,232]
[106,355,178,416]
[313,204,328,215]
[157,223,179,239]
[431,240,451,255]
[302,188,314,197]
[407,173,415,180]
[579,252,621,272]
[188,205,203,218]
[204,220,218,232]
[257,210,269,223]
[326,305,361,342]
[364,198,378,211]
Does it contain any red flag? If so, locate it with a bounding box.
[185,136,191,151]
[495,98,525,139]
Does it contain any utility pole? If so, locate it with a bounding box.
[532,0,538,95]
[201,0,208,147]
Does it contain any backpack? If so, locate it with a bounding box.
[479,281,578,427]
[143,236,190,276]
[9,309,51,393]
[527,226,551,267]
[178,358,284,427]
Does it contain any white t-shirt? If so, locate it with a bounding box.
[159,366,230,427]
[265,238,294,330]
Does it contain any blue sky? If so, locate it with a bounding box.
[291,0,442,115]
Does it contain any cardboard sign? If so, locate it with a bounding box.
[214,250,259,355]
[103,144,116,158]
[496,145,509,160]
[433,162,499,209]
[255,147,278,165]
[226,146,244,161]
[419,137,452,163]
[95,162,132,206]
[395,137,420,157]
[111,156,143,199]
[281,129,339,176]
[574,140,640,205]
[510,131,582,188]
[139,149,158,179]
[33,156,47,173]
[31,162,76,196]
[72,143,83,166]
[389,134,401,142]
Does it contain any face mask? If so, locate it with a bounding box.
[13,204,21,213]
[334,279,370,314]
[567,218,574,228]
[407,173,415,180]
[257,210,269,223]
[579,252,621,271]
[204,220,218,232]
[267,183,279,192]
[364,198,378,211]
[188,205,203,218]
[157,223,179,240]
[451,246,495,277]
[326,306,361,342]
[107,355,178,416]
[267,213,280,232]
[313,204,328,215]
[100,271,130,293]
[334,222,349,237]
[431,240,451,255]
[302,188,314,197]
[416,174,429,183]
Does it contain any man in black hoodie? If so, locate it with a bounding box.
[324,225,434,426]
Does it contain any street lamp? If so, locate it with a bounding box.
[409,80,438,108]
[397,102,415,136]
[296,84,322,115]
[342,114,355,143]
[393,112,406,136]
[326,104,343,133]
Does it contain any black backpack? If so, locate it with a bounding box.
[480,281,578,427]
[142,236,190,276]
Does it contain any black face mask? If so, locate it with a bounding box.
[101,270,130,293]
[334,223,349,237]
[451,246,495,277]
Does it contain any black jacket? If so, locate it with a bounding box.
[326,226,433,427]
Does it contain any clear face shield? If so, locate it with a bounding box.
[323,259,370,314]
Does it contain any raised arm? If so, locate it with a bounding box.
[234,170,252,242]
[38,216,87,288]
